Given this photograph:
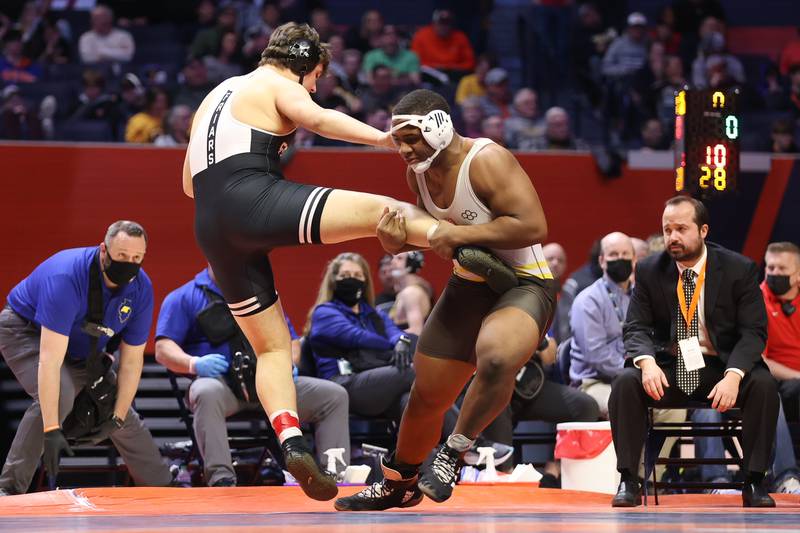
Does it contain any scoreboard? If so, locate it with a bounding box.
[674,88,740,195]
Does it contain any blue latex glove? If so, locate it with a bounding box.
[194,353,230,377]
[292,365,299,382]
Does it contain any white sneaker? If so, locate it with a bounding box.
[776,475,800,494]
[463,439,514,466]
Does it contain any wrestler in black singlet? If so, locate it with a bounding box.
[189,74,333,317]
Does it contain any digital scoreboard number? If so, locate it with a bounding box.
[674,88,740,195]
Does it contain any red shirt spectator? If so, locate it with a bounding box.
[761,242,800,375]
[762,282,800,371]
[780,33,800,76]
[410,9,474,72]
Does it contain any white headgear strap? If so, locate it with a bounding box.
[391,110,454,173]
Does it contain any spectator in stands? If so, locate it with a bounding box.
[601,12,649,82]
[78,5,135,64]
[636,118,670,150]
[481,115,505,147]
[523,107,587,151]
[558,238,603,337]
[672,0,726,69]
[631,238,650,262]
[246,0,282,40]
[337,48,368,95]
[455,53,493,105]
[766,118,800,153]
[375,254,396,307]
[0,84,43,140]
[362,25,420,87]
[305,253,416,423]
[459,97,484,138]
[314,73,360,117]
[478,67,510,119]
[410,9,475,74]
[242,25,271,71]
[657,55,686,130]
[779,27,800,76]
[68,69,120,126]
[387,252,433,336]
[570,2,616,108]
[761,242,800,413]
[155,265,351,486]
[504,88,543,150]
[0,221,173,496]
[124,87,168,143]
[203,30,243,85]
[326,34,346,80]
[652,6,681,56]
[365,107,389,132]
[32,15,71,65]
[117,72,144,120]
[309,7,334,43]
[691,26,745,89]
[189,4,237,60]
[174,56,214,111]
[154,104,192,146]
[543,242,570,344]
[344,9,383,54]
[0,29,42,83]
[359,64,399,114]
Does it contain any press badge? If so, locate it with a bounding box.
[679,336,705,371]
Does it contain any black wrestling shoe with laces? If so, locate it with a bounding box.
[418,443,462,503]
[334,457,423,511]
[455,247,519,294]
[281,435,338,501]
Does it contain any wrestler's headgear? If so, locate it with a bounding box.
[285,39,320,84]
[405,251,425,273]
[391,109,454,173]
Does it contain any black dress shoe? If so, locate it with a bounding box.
[742,482,776,507]
[611,479,642,507]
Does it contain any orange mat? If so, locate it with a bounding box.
[1,484,798,517]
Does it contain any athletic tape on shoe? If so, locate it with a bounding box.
[391,110,454,173]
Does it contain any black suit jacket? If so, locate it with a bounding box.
[623,241,767,373]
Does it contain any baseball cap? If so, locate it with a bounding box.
[485,67,508,86]
[627,12,647,26]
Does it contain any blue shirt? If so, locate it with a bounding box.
[308,299,404,379]
[569,275,631,383]
[156,268,298,361]
[6,246,153,361]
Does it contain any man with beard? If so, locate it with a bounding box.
[607,196,778,508]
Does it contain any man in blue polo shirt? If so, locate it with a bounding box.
[0,221,172,495]
[155,266,350,487]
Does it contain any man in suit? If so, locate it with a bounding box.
[608,196,779,508]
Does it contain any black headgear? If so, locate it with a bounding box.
[406,251,425,273]
[286,39,320,83]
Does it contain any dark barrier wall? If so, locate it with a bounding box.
[0,144,795,343]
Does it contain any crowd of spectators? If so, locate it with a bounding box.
[1,0,800,152]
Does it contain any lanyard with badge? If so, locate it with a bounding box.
[676,262,707,372]
[603,280,626,328]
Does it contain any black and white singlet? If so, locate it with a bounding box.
[189,73,333,317]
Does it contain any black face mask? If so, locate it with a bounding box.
[605,259,633,283]
[103,255,141,287]
[334,277,365,307]
[766,274,793,297]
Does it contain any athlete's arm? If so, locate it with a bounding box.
[182,151,193,198]
[275,82,393,148]
[155,337,194,374]
[448,144,547,249]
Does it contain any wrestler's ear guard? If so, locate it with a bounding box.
[391,110,454,172]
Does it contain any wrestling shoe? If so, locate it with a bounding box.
[455,247,519,294]
[334,457,423,511]
[282,435,338,501]
[418,443,462,503]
